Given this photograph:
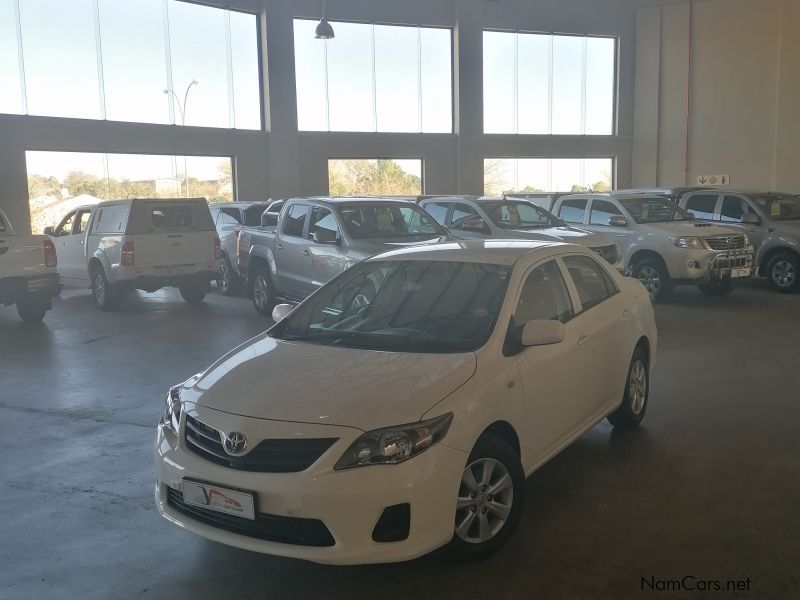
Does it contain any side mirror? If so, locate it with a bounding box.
[261,213,278,227]
[313,228,338,244]
[609,215,628,227]
[271,303,292,322]
[521,320,565,347]
[43,226,55,236]
[741,213,761,225]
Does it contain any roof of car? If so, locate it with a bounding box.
[367,239,583,265]
[559,191,676,201]
[286,196,419,205]
[208,201,271,207]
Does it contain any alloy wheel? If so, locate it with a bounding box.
[455,458,514,544]
[771,259,796,289]
[637,265,661,295]
[253,275,270,310]
[94,273,106,305]
[217,261,230,294]
[629,359,647,415]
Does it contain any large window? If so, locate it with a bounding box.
[26,151,233,233]
[2,0,260,128]
[294,20,452,133]
[483,31,616,135]
[484,158,613,195]
[328,159,422,196]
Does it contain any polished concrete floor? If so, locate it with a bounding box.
[1,282,798,600]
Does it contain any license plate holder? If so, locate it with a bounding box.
[182,479,256,520]
[731,267,751,279]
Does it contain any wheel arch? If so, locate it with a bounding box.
[629,249,666,270]
[759,245,799,273]
[477,421,521,460]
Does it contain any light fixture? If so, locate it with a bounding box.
[315,0,334,39]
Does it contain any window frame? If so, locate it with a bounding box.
[683,192,722,221]
[282,202,312,239]
[449,201,491,234]
[513,258,577,328]
[557,197,590,225]
[588,198,623,226]
[74,209,93,235]
[54,211,78,237]
[306,205,342,241]
[560,253,620,314]
[720,194,758,224]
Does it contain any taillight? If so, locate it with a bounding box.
[121,240,135,266]
[214,236,222,260]
[43,238,57,267]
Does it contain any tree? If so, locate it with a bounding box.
[329,160,421,196]
[27,174,61,200]
[63,171,109,198]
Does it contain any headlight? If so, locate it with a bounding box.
[161,386,182,435]
[334,413,453,470]
[669,236,705,249]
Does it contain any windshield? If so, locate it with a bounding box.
[482,201,555,229]
[338,204,446,239]
[752,195,800,221]
[270,260,512,353]
[620,197,692,224]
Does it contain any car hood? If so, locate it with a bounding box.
[500,226,615,248]
[183,334,476,431]
[641,221,743,237]
[349,235,450,261]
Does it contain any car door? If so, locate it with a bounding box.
[304,206,343,294]
[275,202,312,298]
[720,194,766,249]
[449,202,491,238]
[588,198,633,252]
[62,208,92,282]
[512,258,595,463]
[561,253,635,411]
[51,211,81,283]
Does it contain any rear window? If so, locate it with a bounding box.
[126,200,215,233]
[93,205,129,234]
[152,206,192,228]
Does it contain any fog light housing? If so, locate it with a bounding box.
[688,260,698,269]
[372,504,410,542]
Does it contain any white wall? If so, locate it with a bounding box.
[632,0,800,192]
[0,0,640,233]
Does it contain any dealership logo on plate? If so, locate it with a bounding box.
[223,431,248,455]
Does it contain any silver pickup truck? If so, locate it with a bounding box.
[237,197,449,315]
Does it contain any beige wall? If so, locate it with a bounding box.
[633,0,800,192]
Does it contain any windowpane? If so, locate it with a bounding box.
[293,19,328,130]
[551,36,583,135]
[685,194,719,219]
[375,25,419,132]
[328,159,422,196]
[517,34,550,134]
[559,199,587,224]
[515,261,574,324]
[0,0,24,114]
[229,11,261,130]
[420,28,452,133]
[484,158,613,194]
[516,160,549,193]
[99,0,169,124]
[551,159,583,190]
[167,0,229,128]
[326,22,374,132]
[721,196,756,223]
[563,255,617,310]
[308,207,340,240]
[19,0,101,119]
[483,31,516,134]
[422,202,449,226]
[284,204,310,237]
[589,200,622,225]
[585,37,615,135]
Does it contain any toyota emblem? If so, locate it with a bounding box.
[223,431,248,456]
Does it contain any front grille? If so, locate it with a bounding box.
[705,235,747,251]
[593,244,619,265]
[166,487,335,547]
[184,414,337,473]
[714,255,751,269]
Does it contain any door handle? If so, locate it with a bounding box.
[623,309,632,318]
[578,334,590,345]
[303,249,310,256]
[277,244,283,250]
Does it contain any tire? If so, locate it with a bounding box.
[444,435,525,562]
[251,266,276,317]
[698,278,734,296]
[16,294,49,323]
[632,257,672,301]
[91,266,122,311]
[179,279,208,304]
[216,255,240,297]
[608,346,649,429]
[766,252,799,293]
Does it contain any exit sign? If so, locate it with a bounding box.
[697,174,730,186]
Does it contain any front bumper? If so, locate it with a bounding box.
[154,405,467,565]
[0,273,60,306]
[666,247,754,282]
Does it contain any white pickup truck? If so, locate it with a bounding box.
[45,198,221,310]
[0,208,60,322]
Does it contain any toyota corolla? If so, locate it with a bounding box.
[155,240,657,564]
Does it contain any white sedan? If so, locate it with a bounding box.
[154,240,657,564]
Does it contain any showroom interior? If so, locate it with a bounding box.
[1,0,798,598]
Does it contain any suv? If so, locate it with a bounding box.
[551,192,754,299]
[419,195,622,268]
[678,190,800,292]
[46,198,221,310]
[209,201,271,295]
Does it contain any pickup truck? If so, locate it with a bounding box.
[45,198,221,310]
[0,208,60,322]
[237,197,449,315]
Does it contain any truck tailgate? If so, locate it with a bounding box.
[131,231,217,268]
[0,235,48,278]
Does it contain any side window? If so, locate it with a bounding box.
[450,203,488,233]
[515,260,575,325]
[219,207,242,224]
[563,255,618,311]
[74,210,92,235]
[720,196,756,223]
[55,212,77,237]
[283,204,310,238]
[217,212,240,228]
[526,196,554,211]
[589,200,623,226]
[685,194,719,220]
[308,207,340,240]
[558,199,588,224]
[422,202,449,226]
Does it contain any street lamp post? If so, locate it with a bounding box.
[164,79,199,198]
